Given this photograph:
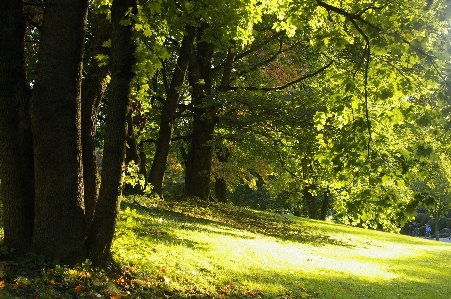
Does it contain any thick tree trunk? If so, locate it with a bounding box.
[86,0,136,266]
[185,28,218,200]
[304,185,318,219]
[215,179,227,202]
[319,190,330,221]
[148,26,195,197]
[81,12,111,230]
[0,0,35,253]
[29,0,89,264]
[185,42,234,201]
[185,116,217,199]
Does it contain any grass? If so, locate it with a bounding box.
[1,196,451,298]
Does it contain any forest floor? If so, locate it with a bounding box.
[0,196,451,299]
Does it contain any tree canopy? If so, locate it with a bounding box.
[0,0,450,264]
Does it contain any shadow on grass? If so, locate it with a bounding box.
[1,198,450,299]
[122,199,354,249]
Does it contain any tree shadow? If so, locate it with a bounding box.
[121,199,355,249]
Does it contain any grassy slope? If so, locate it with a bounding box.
[1,197,451,298]
[110,198,451,298]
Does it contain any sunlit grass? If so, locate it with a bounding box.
[1,196,450,298]
[109,198,451,298]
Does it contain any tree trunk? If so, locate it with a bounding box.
[185,109,217,200]
[148,26,195,197]
[214,148,230,202]
[185,28,218,200]
[319,190,330,221]
[304,185,318,219]
[0,0,35,253]
[215,179,227,202]
[81,11,111,230]
[29,0,89,264]
[86,0,136,266]
[139,142,147,177]
[435,218,439,241]
[434,207,440,241]
[124,111,141,194]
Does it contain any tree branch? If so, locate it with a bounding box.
[227,60,333,92]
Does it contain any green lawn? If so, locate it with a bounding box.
[1,196,451,298]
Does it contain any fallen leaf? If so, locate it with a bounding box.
[298,284,308,292]
[128,265,137,272]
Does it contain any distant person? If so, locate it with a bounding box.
[425,224,431,238]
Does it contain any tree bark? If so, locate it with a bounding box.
[123,111,141,194]
[319,190,330,221]
[81,11,111,230]
[185,27,218,200]
[215,179,227,202]
[304,185,318,219]
[148,26,195,197]
[29,0,89,264]
[214,148,230,202]
[0,0,35,253]
[86,0,136,266]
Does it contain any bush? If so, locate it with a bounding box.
[416,213,430,227]
[418,226,426,236]
[440,228,450,237]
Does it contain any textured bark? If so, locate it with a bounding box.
[185,33,234,200]
[81,12,111,230]
[29,0,89,264]
[86,0,136,266]
[148,26,195,197]
[185,115,216,199]
[0,0,34,253]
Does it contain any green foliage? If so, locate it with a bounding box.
[124,161,159,201]
[95,0,451,234]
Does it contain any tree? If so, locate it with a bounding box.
[2,0,450,265]
[147,25,195,197]
[86,0,137,265]
[0,0,137,265]
[81,10,111,229]
[413,160,451,240]
[28,0,89,263]
[0,0,34,253]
